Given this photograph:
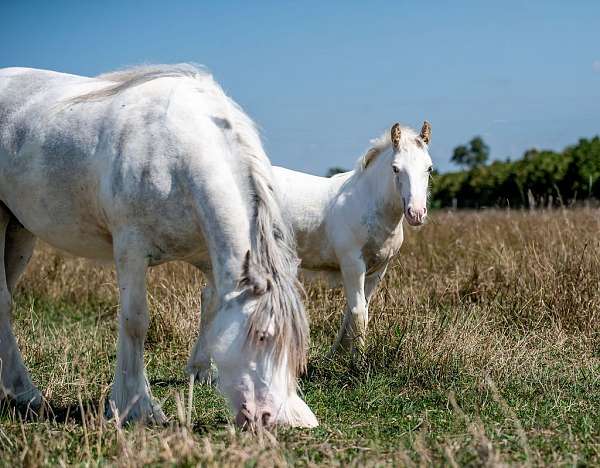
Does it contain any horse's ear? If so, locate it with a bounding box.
[391,123,401,150]
[420,121,431,144]
[363,148,379,168]
[240,250,271,296]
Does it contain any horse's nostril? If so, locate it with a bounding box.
[235,403,256,429]
[261,411,272,426]
[235,410,250,428]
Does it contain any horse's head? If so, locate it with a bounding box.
[204,254,317,429]
[389,121,433,226]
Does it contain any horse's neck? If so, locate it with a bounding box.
[342,162,403,236]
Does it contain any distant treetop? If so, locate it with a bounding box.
[451,136,490,169]
[326,166,348,177]
[431,136,600,209]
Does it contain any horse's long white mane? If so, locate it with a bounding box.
[70,64,309,378]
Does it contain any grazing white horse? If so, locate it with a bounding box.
[0,64,317,427]
[189,122,432,378]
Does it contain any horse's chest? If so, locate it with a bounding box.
[361,229,403,274]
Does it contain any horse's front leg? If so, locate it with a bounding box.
[330,263,388,357]
[330,256,367,355]
[108,235,166,425]
[186,281,218,384]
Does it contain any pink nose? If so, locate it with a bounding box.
[406,206,427,225]
[235,404,273,429]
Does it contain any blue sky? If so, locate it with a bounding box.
[1,1,599,174]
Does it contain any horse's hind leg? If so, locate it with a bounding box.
[6,217,37,292]
[0,207,41,409]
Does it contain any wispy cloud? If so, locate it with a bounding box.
[593,60,600,72]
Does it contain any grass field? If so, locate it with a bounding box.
[0,209,598,466]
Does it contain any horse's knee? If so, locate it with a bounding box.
[121,310,149,338]
[350,306,367,330]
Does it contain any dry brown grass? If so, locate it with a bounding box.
[1,208,599,466]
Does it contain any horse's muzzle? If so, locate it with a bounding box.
[235,403,273,430]
[405,206,427,226]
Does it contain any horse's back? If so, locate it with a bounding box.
[0,69,111,256]
[0,67,91,113]
[0,68,229,263]
[272,166,345,270]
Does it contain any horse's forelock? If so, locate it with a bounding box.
[356,124,424,171]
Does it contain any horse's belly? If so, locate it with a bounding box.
[295,227,338,271]
[1,173,208,265]
[299,269,342,288]
[0,146,115,259]
[6,195,208,264]
[4,197,114,260]
[41,230,114,260]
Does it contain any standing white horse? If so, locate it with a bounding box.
[277,122,432,353]
[188,122,432,377]
[0,64,317,427]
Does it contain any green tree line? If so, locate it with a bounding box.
[430,136,600,208]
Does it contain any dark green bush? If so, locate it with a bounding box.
[431,136,600,208]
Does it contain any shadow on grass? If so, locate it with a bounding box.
[149,377,188,387]
[0,397,101,424]
[1,393,230,435]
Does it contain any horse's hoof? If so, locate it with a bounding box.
[17,389,43,410]
[197,368,219,387]
[144,404,168,426]
[327,341,364,361]
[326,344,349,359]
[6,388,44,416]
[0,389,46,421]
[105,396,168,426]
[186,364,218,387]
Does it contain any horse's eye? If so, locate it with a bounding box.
[258,332,269,342]
[427,166,433,173]
[392,165,400,174]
